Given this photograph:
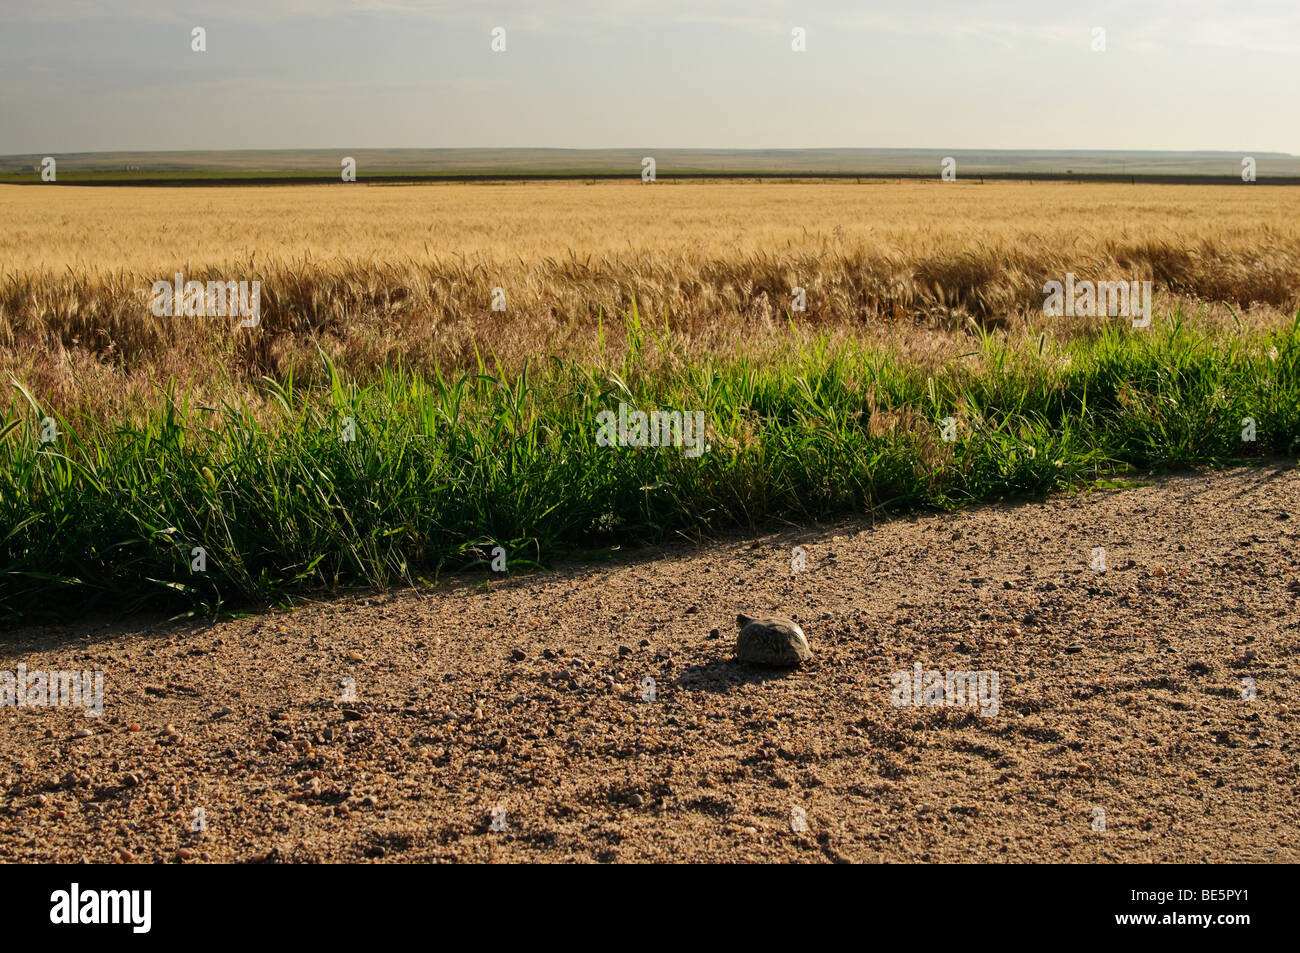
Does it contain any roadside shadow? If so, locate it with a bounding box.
[671,657,807,694]
[13,458,1293,649]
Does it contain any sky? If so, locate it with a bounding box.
[1,0,1297,155]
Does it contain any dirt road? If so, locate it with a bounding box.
[3,465,1297,862]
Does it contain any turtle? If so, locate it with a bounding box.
[735,613,812,667]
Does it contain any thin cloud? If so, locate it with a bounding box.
[1187,19,1300,53]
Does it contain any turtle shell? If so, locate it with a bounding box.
[735,614,812,667]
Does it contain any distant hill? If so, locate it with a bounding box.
[2,148,1297,183]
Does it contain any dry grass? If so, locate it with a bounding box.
[3,179,1299,417]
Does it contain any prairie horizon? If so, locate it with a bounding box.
[5,147,1300,184]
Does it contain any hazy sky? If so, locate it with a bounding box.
[1,0,1296,155]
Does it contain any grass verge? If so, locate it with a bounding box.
[3,313,1298,625]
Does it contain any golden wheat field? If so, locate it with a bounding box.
[3,180,1299,416]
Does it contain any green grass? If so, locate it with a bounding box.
[3,312,1298,625]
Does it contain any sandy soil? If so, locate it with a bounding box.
[2,464,1298,863]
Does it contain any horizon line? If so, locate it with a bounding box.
[3,146,1297,158]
